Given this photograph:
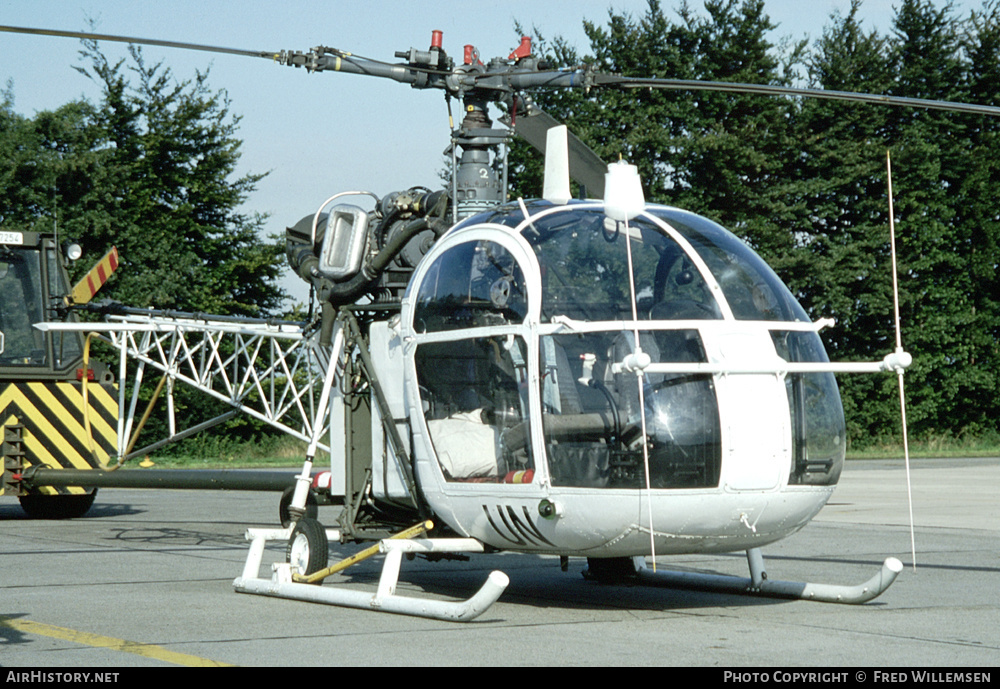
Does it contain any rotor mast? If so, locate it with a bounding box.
[276,32,543,218]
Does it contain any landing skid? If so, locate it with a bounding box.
[232,525,509,622]
[234,526,901,622]
[631,548,903,604]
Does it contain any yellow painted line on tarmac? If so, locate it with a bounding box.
[0,617,234,667]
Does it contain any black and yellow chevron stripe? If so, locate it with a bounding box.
[0,382,118,496]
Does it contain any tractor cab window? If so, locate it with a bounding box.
[0,242,84,371]
[0,241,84,371]
[46,248,83,368]
[0,248,47,366]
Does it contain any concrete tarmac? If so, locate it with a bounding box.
[1,457,997,668]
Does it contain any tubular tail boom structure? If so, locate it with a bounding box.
[39,311,332,462]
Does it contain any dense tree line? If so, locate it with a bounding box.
[1,41,287,449]
[2,2,996,450]
[1,40,285,316]
[511,0,999,447]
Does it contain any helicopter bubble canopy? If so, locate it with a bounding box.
[400,201,845,553]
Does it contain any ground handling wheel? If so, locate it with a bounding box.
[285,517,329,580]
[18,489,98,519]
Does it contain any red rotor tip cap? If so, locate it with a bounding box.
[430,30,443,49]
[509,36,532,60]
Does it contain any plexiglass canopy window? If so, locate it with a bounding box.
[521,205,724,488]
[411,202,843,489]
[524,206,725,323]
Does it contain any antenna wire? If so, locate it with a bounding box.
[887,149,916,570]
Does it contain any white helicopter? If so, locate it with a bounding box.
[246,135,912,622]
[5,24,997,622]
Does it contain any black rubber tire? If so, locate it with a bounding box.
[19,489,98,519]
[285,517,329,579]
[278,486,319,528]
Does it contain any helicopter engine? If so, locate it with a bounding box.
[285,187,450,309]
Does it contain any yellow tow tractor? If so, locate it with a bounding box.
[1,227,119,518]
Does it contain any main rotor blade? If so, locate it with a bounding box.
[0,24,277,60]
[593,74,1000,117]
[504,107,608,198]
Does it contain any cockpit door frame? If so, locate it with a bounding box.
[401,224,550,497]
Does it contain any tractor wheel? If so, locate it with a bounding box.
[19,489,98,519]
[285,517,329,579]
